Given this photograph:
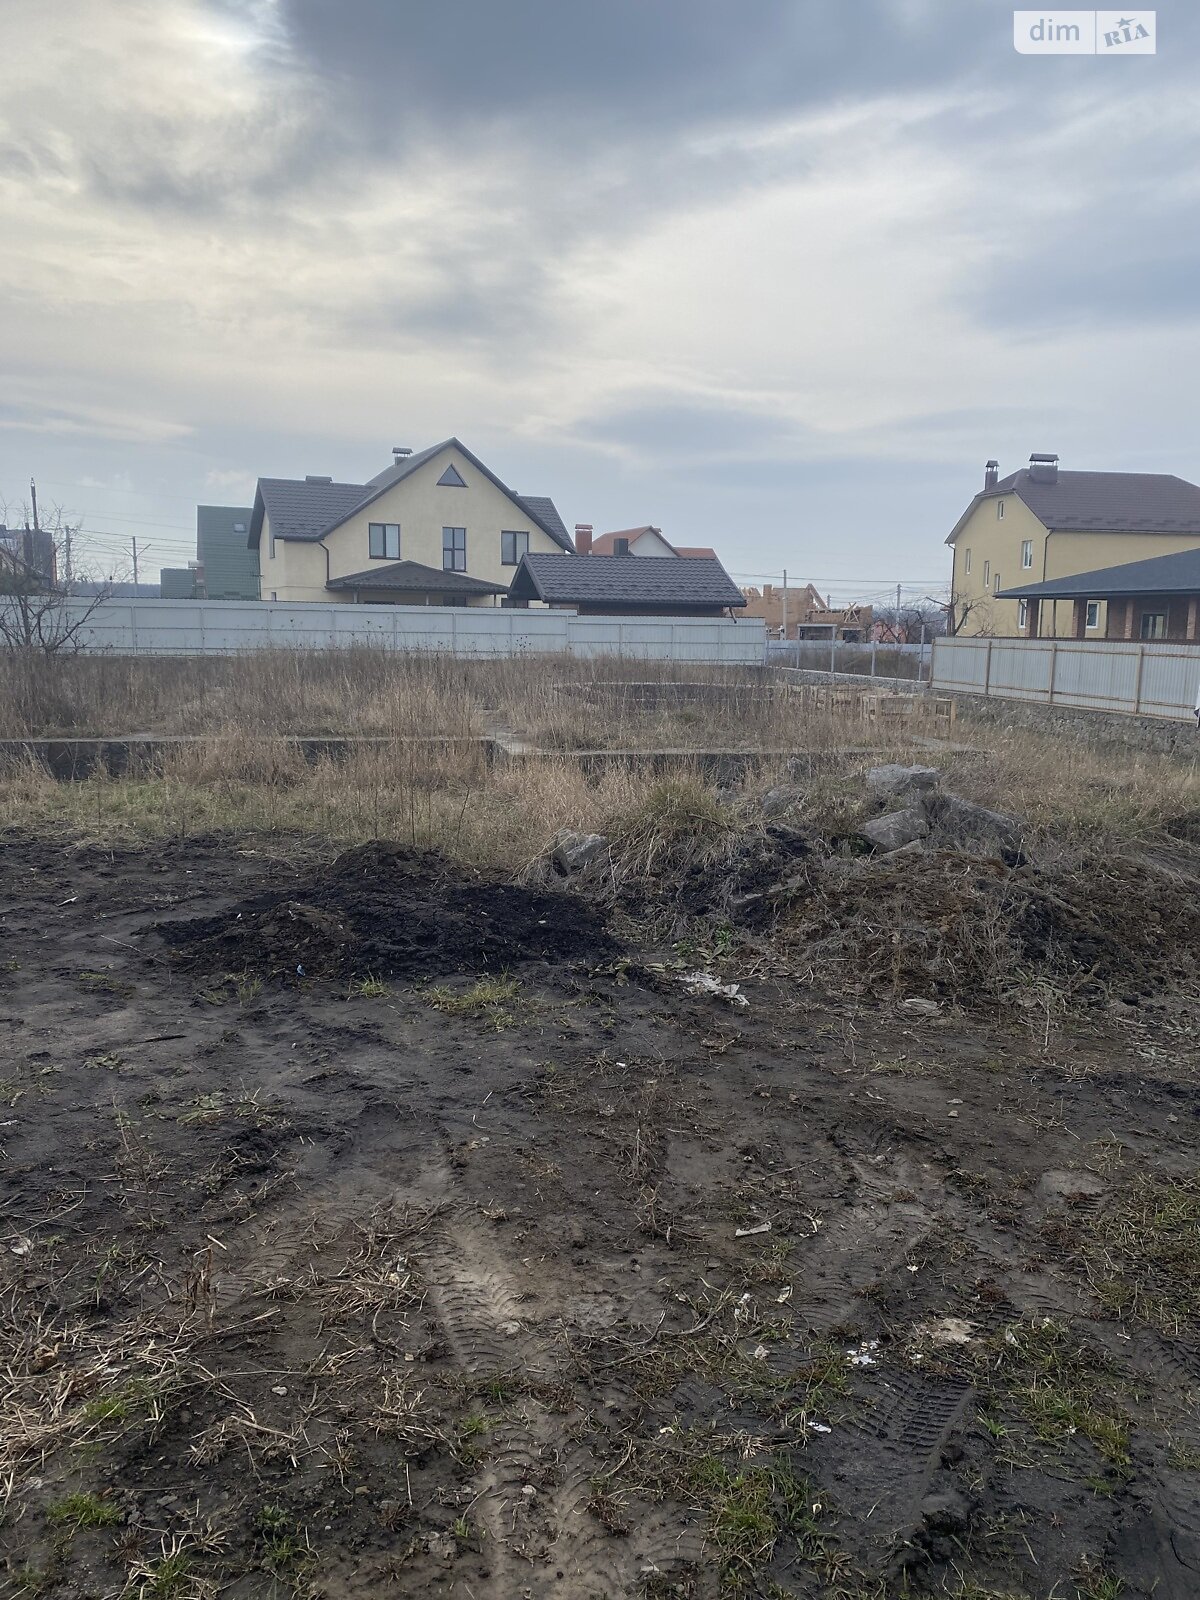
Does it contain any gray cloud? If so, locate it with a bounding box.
[277,0,990,145]
[581,400,804,464]
[4,0,1200,593]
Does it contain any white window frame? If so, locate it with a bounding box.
[501,530,529,566]
[369,522,400,560]
[442,526,467,572]
[997,500,1005,520]
[993,571,1001,596]
[1021,539,1033,569]
[1085,601,1100,630]
[964,548,972,575]
[1017,599,1028,629]
[983,559,990,588]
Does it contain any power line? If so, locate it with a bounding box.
[61,511,196,533]
[726,570,949,584]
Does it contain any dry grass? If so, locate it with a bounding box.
[0,741,650,871]
[0,648,482,739]
[0,652,1196,875]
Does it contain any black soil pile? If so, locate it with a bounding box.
[160,839,614,982]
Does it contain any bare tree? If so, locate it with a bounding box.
[937,590,995,638]
[0,499,114,654]
[874,598,949,643]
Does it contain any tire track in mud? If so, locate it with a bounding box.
[834,1370,975,1551]
[192,1110,712,1596]
[412,1165,708,1598]
[795,1151,942,1333]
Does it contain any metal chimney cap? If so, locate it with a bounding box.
[305,474,334,484]
[393,446,413,458]
[1029,453,1059,463]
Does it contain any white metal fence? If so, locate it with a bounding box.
[932,636,1200,721]
[766,639,930,680]
[13,598,766,664]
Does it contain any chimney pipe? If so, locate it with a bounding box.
[984,459,998,490]
[574,522,593,555]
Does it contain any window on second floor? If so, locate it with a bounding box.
[501,530,529,566]
[1086,601,1100,630]
[983,559,990,588]
[997,500,1005,520]
[1021,539,1033,569]
[369,522,400,560]
[443,526,467,572]
[993,571,1001,596]
[964,548,972,575]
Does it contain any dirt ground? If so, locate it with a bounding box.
[1,829,1198,1600]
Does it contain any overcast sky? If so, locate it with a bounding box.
[2,0,1196,602]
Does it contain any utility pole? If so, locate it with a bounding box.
[63,523,73,589]
[131,536,140,587]
[29,477,39,531]
[781,568,788,641]
[896,581,902,642]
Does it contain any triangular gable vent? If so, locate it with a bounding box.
[437,464,467,487]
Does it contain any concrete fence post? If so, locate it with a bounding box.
[1133,644,1147,714]
[983,638,993,695]
[1047,641,1058,703]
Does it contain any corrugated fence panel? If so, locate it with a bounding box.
[3,598,763,664]
[1052,642,1141,711]
[929,638,988,690]
[933,636,1200,721]
[1137,647,1200,717]
[986,642,1054,699]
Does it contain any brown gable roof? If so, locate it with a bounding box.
[947,468,1200,545]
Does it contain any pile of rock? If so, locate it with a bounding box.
[856,764,1024,859]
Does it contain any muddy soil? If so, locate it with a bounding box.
[1,829,1198,1600]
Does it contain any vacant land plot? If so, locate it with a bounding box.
[1,655,1198,1600]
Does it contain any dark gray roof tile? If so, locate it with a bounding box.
[510,554,746,608]
[516,495,572,548]
[255,478,370,543]
[326,561,505,594]
[1000,544,1200,599]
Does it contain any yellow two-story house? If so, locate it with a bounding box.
[945,454,1200,636]
[249,439,573,604]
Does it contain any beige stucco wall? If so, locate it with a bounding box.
[258,446,564,603]
[258,511,330,603]
[950,495,1200,636]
